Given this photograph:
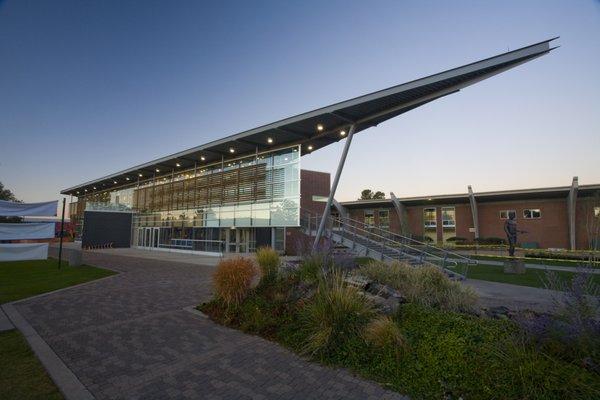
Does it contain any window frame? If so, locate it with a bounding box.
[364,209,375,227]
[523,208,542,219]
[499,210,517,220]
[441,206,456,228]
[423,207,437,228]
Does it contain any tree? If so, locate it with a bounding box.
[0,181,19,202]
[359,189,385,200]
[360,189,373,200]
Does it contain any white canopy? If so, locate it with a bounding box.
[0,200,58,217]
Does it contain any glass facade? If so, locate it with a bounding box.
[70,145,301,253]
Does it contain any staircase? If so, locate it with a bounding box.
[300,210,477,279]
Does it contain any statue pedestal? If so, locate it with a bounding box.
[503,260,525,274]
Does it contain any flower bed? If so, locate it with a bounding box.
[199,251,600,400]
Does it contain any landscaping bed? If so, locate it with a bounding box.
[200,249,600,400]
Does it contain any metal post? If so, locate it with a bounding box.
[58,198,66,269]
[313,124,356,250]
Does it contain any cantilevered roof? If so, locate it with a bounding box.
[62,38,558,196]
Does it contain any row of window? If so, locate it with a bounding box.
[423,207,455,228]
[499,209,541,219]
[362,206,545,229]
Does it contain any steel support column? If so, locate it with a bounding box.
[313,124,356,250]
[390,192,409,235]
[468,185,479,240]
[567,176,578,250]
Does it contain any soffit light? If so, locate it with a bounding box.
[93,186,96,190]
[316,124,324,132]
[126,177,130,181]
[176,163,181,167]
[138,173,143,177]
[340,130,346,136]
[267,137,273,144]
[307,145,314,151]
[156,168,160,172]
[200,156,206,161]
[229,147,235,153]
[113,181,117,184]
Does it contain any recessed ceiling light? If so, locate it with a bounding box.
[316,124,324,132]
[307,145,314,151]
[93,186,96,190]
[138,173,143,177]
[176,163,181,167]
[267,137,273,144]
[84,189,88,192]
[229,147,235,153]
[340,130,346,136]
[126,177,130,181]
[76,191,80,194]
[200,156,206,161]
[156,168,160,172]
[113,181,117,184]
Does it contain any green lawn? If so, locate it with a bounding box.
[469,254,600,268]
[356,257,599,289]
[454,263,600,289]
[0,259,115,400]
[0,330,63,400]
[0,259,116,304]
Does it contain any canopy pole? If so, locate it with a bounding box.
[313,124,356,251]
[58,197,66,269]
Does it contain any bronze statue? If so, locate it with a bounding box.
[503,214,526,257]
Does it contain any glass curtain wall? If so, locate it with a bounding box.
[129,145,300,252]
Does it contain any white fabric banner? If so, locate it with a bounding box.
[0,223,55,240]
[0,200,58,217]
[0,243,49,261]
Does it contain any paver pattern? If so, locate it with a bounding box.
[15,248,405,399]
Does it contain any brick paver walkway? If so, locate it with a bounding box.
[15,248,405,399]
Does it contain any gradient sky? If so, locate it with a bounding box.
[1,0,599,209]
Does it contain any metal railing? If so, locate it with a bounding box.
[301,209,473,278]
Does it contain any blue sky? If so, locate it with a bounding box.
[1,0,599,204]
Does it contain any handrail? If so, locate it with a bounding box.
[327,213,476,264]
[301,209,461,271]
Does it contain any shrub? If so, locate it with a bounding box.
[301,270,375,356]
[212,257,257,307]
[255,246,280,283]
[358,261,478,313]
[298,253,331,284]
[517,268,600,368]
[475,237,506,245]
[446,236,467,243]
[363,316,407,352]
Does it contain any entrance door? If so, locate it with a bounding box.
[227,228,250,253]
[139,227,160,249]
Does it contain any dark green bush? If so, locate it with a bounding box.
[475,236,506,245]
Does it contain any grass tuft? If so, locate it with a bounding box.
[212,257,257,307]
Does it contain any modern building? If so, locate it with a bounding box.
[335,177,600,251]
[62,39,559,255]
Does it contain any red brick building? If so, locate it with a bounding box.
[334,178,600,250]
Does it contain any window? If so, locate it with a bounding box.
[441,207,455,227]
[595,207,600,217]
[500,210,517,219]
[423,208,437,228]
[364,209,375,227]
[523,209,541,219]
[312,195,328,203]
[378,209,390,229]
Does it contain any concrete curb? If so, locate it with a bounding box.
[0,266,121,399]
[2,303,95,400]
[182,305,209,319]
[9,270,120,306]
[0,307,14,332]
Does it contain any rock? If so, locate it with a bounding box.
[365,293,401,315]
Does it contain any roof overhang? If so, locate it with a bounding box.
[62,38,558,196]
